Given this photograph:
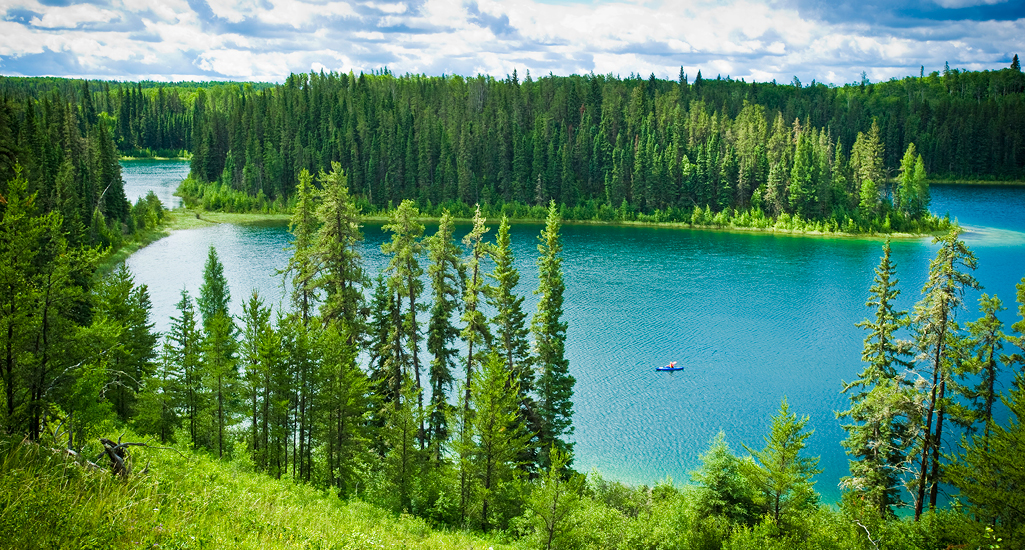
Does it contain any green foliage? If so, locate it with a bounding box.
[0,437,512,550]
[532,201,574,466]
[841,241,916,519]
[524,446,585,550]
[425,211,463,448]
[947,380,1025,546]
[198,245,231,331]
[692,431,758,527]
[743,398,822,529]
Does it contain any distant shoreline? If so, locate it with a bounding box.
[156,207,938,242]
[120,156,191,161]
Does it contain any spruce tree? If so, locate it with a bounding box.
[426,211,463,448]
[471,352,532,531]
[382,199,426,446]
[839,242,916,520]
[198,245,231,332]
[282,168,320,324]
[168,290,203,449]
[460,204,491,411]
[743,398,822,528]
[487,215,538,470]
[532,200,574,466]
[912,228,979,520]
[315,162,366,332]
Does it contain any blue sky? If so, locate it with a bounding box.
[1,0,1022,84]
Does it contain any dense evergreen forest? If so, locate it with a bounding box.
[2,66,1025,548]
[5,60,1025,233]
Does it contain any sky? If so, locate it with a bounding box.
[0,0,1022,85]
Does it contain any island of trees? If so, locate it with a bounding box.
[1,63,1025,549]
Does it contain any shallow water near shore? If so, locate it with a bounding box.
[122,161,1025,505]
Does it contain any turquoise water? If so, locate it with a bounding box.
[123,165,1025,504]
[120,159,190,209]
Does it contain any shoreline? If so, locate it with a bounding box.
[929,179,1025,186]
[159,207,941,241]
[120,156,191,161]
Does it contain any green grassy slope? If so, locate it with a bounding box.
[0,439,509,550]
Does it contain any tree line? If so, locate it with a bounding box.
[3,150,1025,544]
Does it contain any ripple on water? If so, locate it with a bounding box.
[124,176,1025,505]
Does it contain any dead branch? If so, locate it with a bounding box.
[94,437,187,478]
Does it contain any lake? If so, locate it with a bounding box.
[121,160,1025,504]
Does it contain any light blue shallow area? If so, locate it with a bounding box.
[123,165,1025,505]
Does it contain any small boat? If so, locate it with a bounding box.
[656,361,683,372]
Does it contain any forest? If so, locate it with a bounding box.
[0,66,1024,549]
[6,60,1025,235]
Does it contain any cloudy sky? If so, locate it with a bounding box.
[0,0,1022,85]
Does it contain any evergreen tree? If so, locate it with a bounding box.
[839,242,916,519]
[320,320,375,497]
[204,309,237,458]
[947,380,1025,544]
[92,263,157,422]
[460,205,491,411]
[198,245,231,332]
[527,446,584,550]
[425,211,463,448]
[743,398,822,528]
[532,201,574,466]
[952,294,1005,439]
[315,162,366,331]
[470,352,532,531]
[692,431,757,526]
[282,168,319,324]
[168,290,203,449]
[487,215,538,470]
[912,228,979,520]
[382,199,426,446]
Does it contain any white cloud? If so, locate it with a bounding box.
[932,0,1006,8]
[30,5,121,28]
[0,0,1021,82]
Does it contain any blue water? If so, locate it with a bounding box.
[120,159,190,209]
[123,169,1025,505]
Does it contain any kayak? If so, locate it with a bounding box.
[656,361,683,371]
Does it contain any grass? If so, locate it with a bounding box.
[0,437,510,550]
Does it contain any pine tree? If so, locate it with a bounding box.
[315,162,366,331]
[912,228,979,520]
[282,168,319,324]
[743,398,822,528]
[471,352,532,531]
[487,215,538,470]
[382,199,426,446]
[461,205,491,411]
[425,211,463,448]
[532,201,574,466]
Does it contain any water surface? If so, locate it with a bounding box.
[124,172,1025,504]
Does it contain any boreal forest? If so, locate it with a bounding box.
[0,62,1024,550]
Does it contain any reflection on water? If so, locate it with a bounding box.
[124,167,1025,505]
[120,159,190,209]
